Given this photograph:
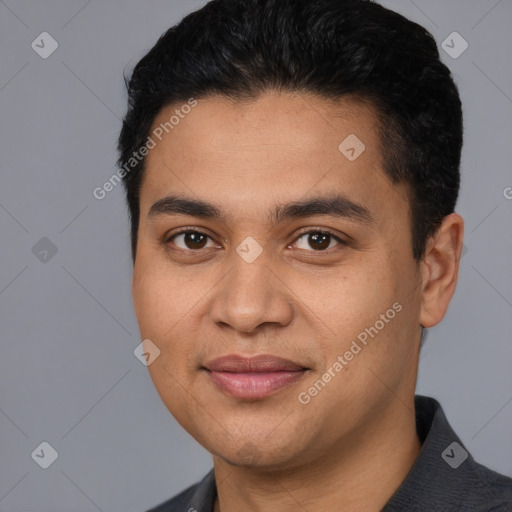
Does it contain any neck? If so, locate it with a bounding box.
[212,397,421,512]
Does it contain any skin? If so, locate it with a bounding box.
[132,91,464,512]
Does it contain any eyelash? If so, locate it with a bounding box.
[164,227,347,253]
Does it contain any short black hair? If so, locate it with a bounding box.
[118,0,463,263]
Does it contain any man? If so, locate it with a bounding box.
[117,0,512,510]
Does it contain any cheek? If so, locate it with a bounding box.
[132,268,163,336]
[145,356,199,438]
[132,259,189,336]
[310,257,416,388]
[132,266,198,422]
[323,265,395,338]
[132,262,202,376]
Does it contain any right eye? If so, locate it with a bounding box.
[165,229,220,251]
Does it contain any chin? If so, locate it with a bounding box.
[207,432,309,471]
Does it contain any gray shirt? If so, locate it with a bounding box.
[147,395,512,511]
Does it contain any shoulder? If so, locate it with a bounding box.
[422,395,512,510]
[467,460,512,511]
[383,396,512,511]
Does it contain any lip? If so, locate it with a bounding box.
[204,354,307,399]
[205,354,305,372]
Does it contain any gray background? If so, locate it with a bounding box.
[0,0,511,510]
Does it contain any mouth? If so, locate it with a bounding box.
[203,354,308,400]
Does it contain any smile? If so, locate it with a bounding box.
[203,354,308,400]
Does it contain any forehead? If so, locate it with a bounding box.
[147,91,381,159]
[139,92,407,223]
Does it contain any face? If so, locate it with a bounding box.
[132,92,426,470]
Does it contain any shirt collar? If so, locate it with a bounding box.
[381,394,505,510]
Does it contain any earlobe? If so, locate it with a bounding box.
[419,213,464,328]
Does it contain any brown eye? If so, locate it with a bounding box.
[168,230,215,250]
[293,231,344,252]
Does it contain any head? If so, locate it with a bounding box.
[118,0,464,469]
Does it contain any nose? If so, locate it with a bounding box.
[208,249,294,334]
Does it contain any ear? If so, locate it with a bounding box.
[419,213,464,328]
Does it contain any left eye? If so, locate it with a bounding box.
[292,231,343,251]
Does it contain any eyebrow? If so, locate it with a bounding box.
[148,193,374,226]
